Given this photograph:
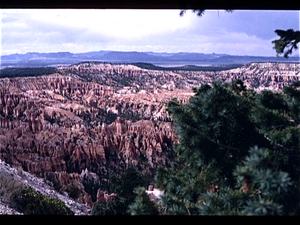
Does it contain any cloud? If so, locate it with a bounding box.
[188,10,299,40]
[1,9,196,54]
[4,9,192,39]
[0,9,299,56]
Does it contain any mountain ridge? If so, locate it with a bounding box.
[1,50,299,68]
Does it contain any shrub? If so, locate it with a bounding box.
[92,167,146,215]
[128,187,159,215]
[82,176,100,202]
[12,186,74,215]
[63,180,82,200]
[0,171,23,205]
[92,197,127,215]
[45,172,63,192]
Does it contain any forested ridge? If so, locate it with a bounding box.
[0,67,58,78]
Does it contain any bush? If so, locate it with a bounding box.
[82,176,100,202]
[0,171,23,205]
[128,187,159,215]
[92,197,127,215]
[92,167,146,215]
[45,172,62,192]
[62,180,82,200]
[12,186,74,215]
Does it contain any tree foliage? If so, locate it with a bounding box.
[127,187,159,215]
[92,167,146,215]
[12,186,74,215]
[0,67,58,78]
[179,9,233,17]
[148,80,300,215]
[272,29,300,58]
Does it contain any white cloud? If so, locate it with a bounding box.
[1,9,196,54]
[3,9,193,39]
[0,9,299,56]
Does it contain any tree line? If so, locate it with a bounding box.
[0,67,58,79]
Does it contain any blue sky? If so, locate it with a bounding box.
[0,9,299,56]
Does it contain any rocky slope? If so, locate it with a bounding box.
[0,159,91,215]
[0,61,299,209]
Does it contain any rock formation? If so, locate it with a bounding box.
[0,61,299,207]
[0,68,182,206]
[58,61,300,92]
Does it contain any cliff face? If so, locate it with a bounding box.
[0,73,178,171]
[0,61,299,207]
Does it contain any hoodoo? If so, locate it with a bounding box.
[0,61,299,207]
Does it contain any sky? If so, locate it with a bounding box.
[0,9,299,57]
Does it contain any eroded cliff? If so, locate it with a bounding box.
[0,61,299,207]
[0,68,183,207]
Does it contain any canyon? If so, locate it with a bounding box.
[0,61,299,211]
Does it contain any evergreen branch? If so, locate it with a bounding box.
[262,134,296,152]
[205,135,241,152]
[272,29,300,58]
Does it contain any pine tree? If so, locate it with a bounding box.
[128,187,159,215]
[152,80,300,215]
[92,167,146,215]
[272,29,300,58]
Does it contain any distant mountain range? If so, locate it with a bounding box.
[1,50,299,68]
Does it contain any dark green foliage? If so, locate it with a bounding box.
[2,170,74,215]
[132,62,243,72]
[45,172,63,192]
[13,186,74,215]
[92,197,127,215]
[82,176,101,202]
[197,188,249,215]
[165,81,263,189]
[152,80,300,215]
[272,29,300,58]
[0,67,58,78]
[63,180,81,200]
[44,176,81,202]
[234,146,293,215]
[110,167,145,203]
[128,187,159,215]
[92,167,146,215]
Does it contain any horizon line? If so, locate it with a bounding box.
[1,50,300,58]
